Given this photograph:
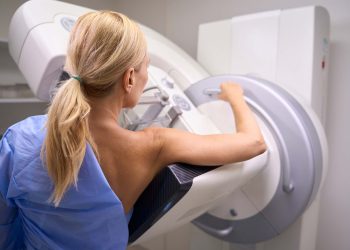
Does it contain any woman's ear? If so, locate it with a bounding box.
[123,68,135,93]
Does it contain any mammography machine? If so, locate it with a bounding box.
[8,1,329,250]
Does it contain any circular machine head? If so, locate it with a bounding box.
[185,75,327,244]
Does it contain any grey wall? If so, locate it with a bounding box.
[0,0,25,41]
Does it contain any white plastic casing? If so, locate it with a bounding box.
[8,0,208,101]
[198,6,330,124]
[8,0,92,101]
[197,6,329,249]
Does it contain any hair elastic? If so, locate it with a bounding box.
[71,75,82,83]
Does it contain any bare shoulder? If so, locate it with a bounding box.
[121,127,164,163]
[142,126,187,139]
[138,126,164,153]
[140,126,186,150]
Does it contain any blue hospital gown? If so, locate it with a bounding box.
[0,115,130,249]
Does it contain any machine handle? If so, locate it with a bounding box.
[203,88,221,96]
[197,221,234,237]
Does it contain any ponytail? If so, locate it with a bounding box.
[41,10,146,206]
[42,78,96,206]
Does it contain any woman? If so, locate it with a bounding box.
[0,11,266,250]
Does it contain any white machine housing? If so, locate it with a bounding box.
[198,6,330,124]
[197,6,329,250]
[8,0,208,101]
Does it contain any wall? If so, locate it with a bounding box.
[0,0,26,83]
[1,0,349,249]
[0,0,24,41]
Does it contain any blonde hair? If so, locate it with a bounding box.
[42,11,147,206]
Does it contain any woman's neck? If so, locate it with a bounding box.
[88,90,125,124]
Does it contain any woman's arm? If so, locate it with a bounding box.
[148,82,266,169]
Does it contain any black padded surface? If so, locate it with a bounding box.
[128,163,218,243]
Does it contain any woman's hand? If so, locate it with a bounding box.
[218,82,244,103]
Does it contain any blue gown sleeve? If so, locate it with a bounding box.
[0,131,23,250]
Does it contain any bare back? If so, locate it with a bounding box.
[89,117,161,213]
